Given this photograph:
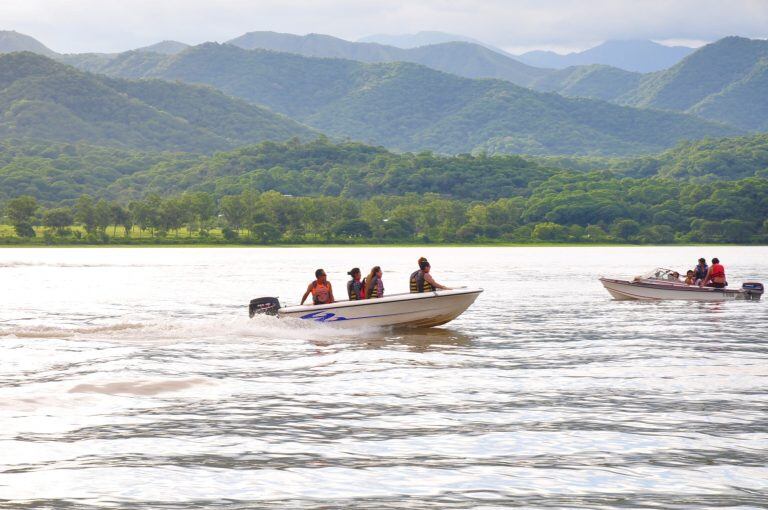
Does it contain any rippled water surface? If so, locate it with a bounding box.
[1,246,767,509]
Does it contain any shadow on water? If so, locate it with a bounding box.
[306,326,474,352]
[366,327,474,352]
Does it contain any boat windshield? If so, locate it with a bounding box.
[639,268,679,281]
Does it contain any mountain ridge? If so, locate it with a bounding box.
[226,31,547,86]
[65,42,738,156]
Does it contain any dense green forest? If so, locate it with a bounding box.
[3,135,768,205]
[62,43,737,156]
[2,137,767,245]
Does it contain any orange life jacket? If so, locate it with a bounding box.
[311,280,331,304]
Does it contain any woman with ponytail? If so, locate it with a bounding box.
[346,267,365,300]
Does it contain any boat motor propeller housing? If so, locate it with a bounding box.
[249,297,281,317]
[741,282,764,301]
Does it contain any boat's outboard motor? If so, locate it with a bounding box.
[741,282,764,301]
[249,297,281,317]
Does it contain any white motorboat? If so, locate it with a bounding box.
[249,288,483,328]
[600,268,763,302]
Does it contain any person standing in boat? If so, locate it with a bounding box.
[701,257,727,288]
[410,257,451,293]
[693,257,709,285]
[346,268,366,300]
[301,269,335,305]
[364,266,384,299]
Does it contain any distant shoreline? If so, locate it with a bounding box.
[0,242,763,249]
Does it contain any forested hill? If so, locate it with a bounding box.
[2,134,767,205]
[0,52,314,151]
[620,37,768,131]
[529,37,768,132]
[66,43,738,156]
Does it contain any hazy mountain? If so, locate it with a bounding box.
[78,43,737,156]
[358,31,492,49]
[531,65,643,101]
[136,40,190,55]
[518,40,695,72]
[0,52,314,152]
[225,31,546,86]
[0,30,57,56]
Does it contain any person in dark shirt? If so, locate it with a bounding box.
[693,257,709,285]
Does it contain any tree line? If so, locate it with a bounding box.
[3,182,768,245]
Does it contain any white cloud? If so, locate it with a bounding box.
[2,0,767,53]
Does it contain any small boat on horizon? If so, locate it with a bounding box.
[600,268,764,302]
[249,287,482,328]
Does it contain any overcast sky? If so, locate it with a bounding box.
[2,0,767,54]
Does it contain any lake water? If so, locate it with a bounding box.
[1,246,767,509]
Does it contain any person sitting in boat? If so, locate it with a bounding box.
[346,267,365,300]
[693,257,709,285]
[667,271,681,282]
[410,257,451,293]
[364,266,384,299]
[684,270,696,285]
[301,268,335,305]
[701,257,727,288]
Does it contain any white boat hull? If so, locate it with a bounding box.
[278,288,483,328]
[600,278,760,302]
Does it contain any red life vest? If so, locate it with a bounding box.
[711,264,725,279]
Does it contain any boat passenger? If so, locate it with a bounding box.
[410,257,451,293]
[701,257,727,288]
[684,270,695,285]
[346,268,366,300]
[693,258,708,285]
[364,266,384,299]
[301,268,335,305]
[668,271,681,282]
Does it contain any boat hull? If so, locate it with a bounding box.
[278,288,483,328]
[600,278,759,302]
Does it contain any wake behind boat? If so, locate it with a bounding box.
[600,268,763,301]
[249,288,483,328]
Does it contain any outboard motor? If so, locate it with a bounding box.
[249,297,281,317]
[742,282,764,301]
